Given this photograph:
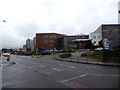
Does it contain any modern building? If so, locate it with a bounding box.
[118,1,120,24]
[95,24,120,49]
[22,44,27,52]
[36,33,65,52]
[26,39,34,52]
[33,37,36,51]
[59,34,89,51]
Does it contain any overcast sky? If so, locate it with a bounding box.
[0,0,119,49]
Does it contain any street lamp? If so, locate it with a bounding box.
[0,19,6,58]
[0,20,6,22]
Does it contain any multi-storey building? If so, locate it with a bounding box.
[33,37,36,51]
[36,33,65,52]
[26,39,34,52]
[22,44,27,52]
[59,34,89,51]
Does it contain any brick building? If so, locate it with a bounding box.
[36,33,65,52]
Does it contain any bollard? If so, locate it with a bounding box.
[86,58,88,63]
[7,55,10,61]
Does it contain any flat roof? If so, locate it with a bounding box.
[72,39,90,42]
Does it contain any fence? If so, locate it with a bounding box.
[54,53,120,67]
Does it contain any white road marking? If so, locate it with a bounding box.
[51,68,61,72]
[62,73,88,82]
[59,64,75,69]
[85,66,100,70]
[39,65,46,67]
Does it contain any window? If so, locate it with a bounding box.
[49,40,55,42]
[50,44,54,47]
[44,36,48,38]
[49,36,57,38]
[44,44,48,46]
[98,36,101,38]
[93,41,96,44]
[44,40,48,42]
[93,36,96,39]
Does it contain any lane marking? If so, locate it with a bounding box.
[62,73,88,82]
[51,68,61,72]
[59,64,75,69]
[85,66,100,70]
[39,65,46,67]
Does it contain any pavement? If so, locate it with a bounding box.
[2,54,120,88]
[53,53,120,67]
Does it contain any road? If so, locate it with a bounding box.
[2,54,120,88]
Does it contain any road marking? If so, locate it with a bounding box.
[62,73,88,82]
[85,66,100,70]
[59,64,75,69]
[51,68,61,72]
[39,65,46,67]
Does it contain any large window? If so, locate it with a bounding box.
[93,41,96,44]
[50,44,54,46]
[93,36,96,39]
[49,40,55,42]
[44,40,48,42]
[44,44,48,46]
[98,36,101,39]
[44,36,48,38]
[49,36,57,38]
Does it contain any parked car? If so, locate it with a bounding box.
[2,53,10,57]
[95,47,103,50]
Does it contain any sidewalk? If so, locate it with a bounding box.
[53,53,120,67]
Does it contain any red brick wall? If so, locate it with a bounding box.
[36,33,65,49]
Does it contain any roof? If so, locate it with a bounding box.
[72,39,91,42]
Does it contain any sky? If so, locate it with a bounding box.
[0,0,119,49]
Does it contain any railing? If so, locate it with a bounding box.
[54,53,120,67]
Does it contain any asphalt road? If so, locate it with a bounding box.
[2,54,120,89]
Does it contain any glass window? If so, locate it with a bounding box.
[98,36,101,38]
[93,41,96,44]
[93,36,96,39]
[50,44,54,46]
[49,40,55,42]
[44,36,48,38]
[44,40,48,42]
[44,44,48,46]
[49,36,57,38]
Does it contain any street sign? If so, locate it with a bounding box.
[103,38,110,49]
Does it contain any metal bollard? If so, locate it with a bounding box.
[7,55,10,61]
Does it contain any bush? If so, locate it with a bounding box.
[24,52,33,56]
[81,53,87,57]
[41,51,52,55]
[59,53,71,58]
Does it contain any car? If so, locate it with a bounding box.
[95,47,103,50]
[2,53,10,57]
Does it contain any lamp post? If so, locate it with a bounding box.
[0,19,6,58]
[0,20,6,22]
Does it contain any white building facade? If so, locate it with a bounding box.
[89,33,102,46]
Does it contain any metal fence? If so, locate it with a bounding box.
[55,53,120,67]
